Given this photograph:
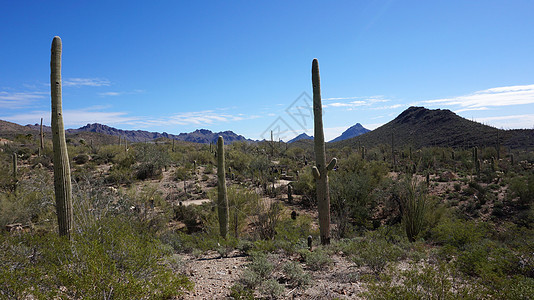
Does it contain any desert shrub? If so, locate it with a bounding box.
[236,253,286,299]
[430,218,486,251]
[0,168,55,228]
[258,278,284,299]
[292,168,317,207]
[350,231,405,275]
[362,262,483,299]
[227,148,253,174]
[298,246,333,271]
[0,216,193,299]
[72,153,89,165]
[240,253,275,289]
[229,283,255,300]
[105,165,134,185]
[227,186,258,238]
[91,144,122,164]
[174,166,191,181]
[250,199,284,240]
[455,239,517,279]
[508,173,534,208]
[187,148,213,165]
[283,261,311,287]
[29,154,52,169]
[273,215,313,254]
[134,143,171,180]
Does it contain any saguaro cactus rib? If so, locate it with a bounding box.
[217,136,229,238]
[312,58,336,245]
[51,36,73,239]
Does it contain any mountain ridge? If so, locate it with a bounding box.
[329,123,370,143]
[288,133,313,143]
[331,106,534,149]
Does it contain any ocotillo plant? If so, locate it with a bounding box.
[217,136,229,238]
[51,36,73,239]
[311,58,336,245]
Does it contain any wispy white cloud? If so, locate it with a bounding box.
[98,89,145,97]
[474,114,534,129]
[323,96,361,101]
[372,104,403,110]
[322,95,392,109]
[2,108,258,129]
[0,91,48,109]
[162,110,259,126]
[63,78,111,87]
[455,107,489,113]
[98,92,121,96]
[1,108,138,128]
[415,84,534,109]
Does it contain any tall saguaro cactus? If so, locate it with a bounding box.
[311,58,336,245]
[51,36,73,239]
[217,136,229,238]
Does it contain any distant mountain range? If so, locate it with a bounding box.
[288,133,313,143]
[2,106,533,149]
[0,120,250,145]
[329,123,370,143]
[68,123,249,144]
[332,106,534,149]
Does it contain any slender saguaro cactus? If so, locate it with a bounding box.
[217,136,229,238]
[40,117,44,152]
[311,58,336,245]
[12,152,17,179]
[51,36,73,239]
[12,152,17,193]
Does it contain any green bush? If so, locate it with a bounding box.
[298,247,333,271]
[0,216,193,299]
[283,261,311,287]
[363,262,483,299]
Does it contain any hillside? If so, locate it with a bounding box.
[332,106,534,150]
[329,123,370,143]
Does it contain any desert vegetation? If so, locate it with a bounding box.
[0,45,533,299]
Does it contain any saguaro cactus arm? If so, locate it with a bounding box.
[51,36,73,239]
[327,158,337,171]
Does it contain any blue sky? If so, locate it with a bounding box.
[1,1,533,141]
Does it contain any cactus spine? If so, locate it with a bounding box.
[51,36,73,239]
[217,136,229,238]
[311,58,336,245]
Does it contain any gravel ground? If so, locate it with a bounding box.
[178,251,367,300]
